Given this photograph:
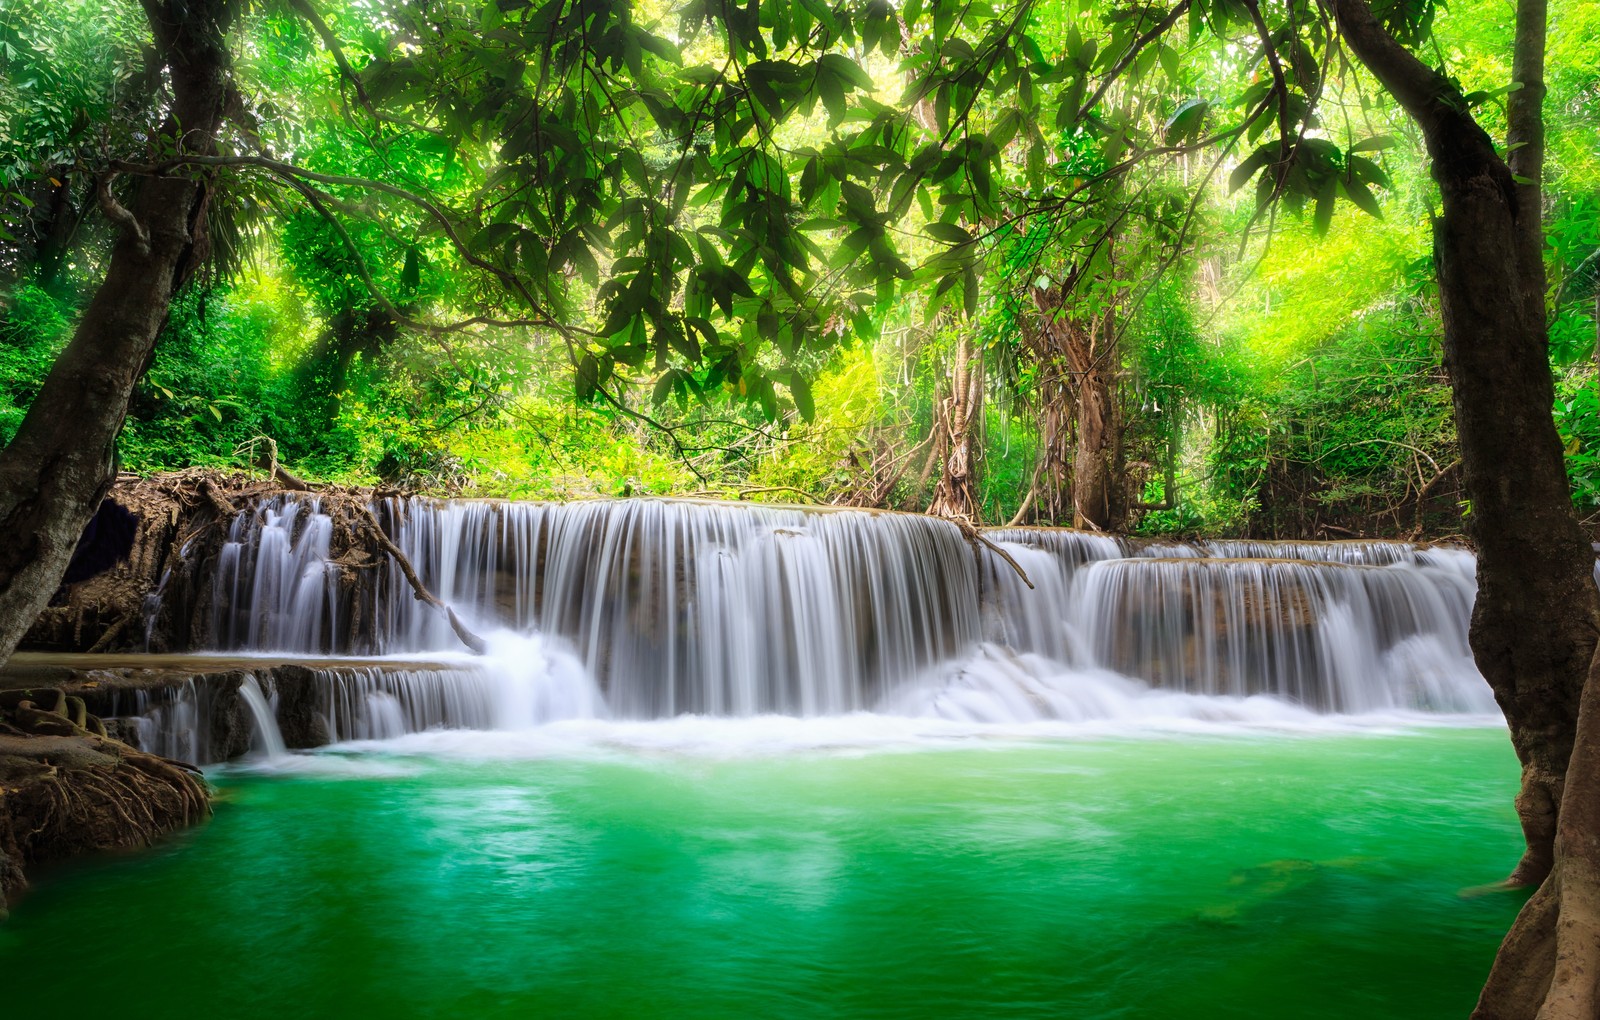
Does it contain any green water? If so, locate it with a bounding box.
[1,728,1525,1019]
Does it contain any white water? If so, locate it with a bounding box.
[152,496,1502,761]
[237,674,288,760]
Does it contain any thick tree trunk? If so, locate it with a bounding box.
[928,331,985,520]
[1331,0,1596,890]
[1030,291,1126,531]
[1475,647,1600,1019]
[1329,0,1600,1014]
[0,0,234,670]
[1073,351,1125,532]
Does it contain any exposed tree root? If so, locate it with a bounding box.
[351,503,487,654]
[85,613,133,654]
[945,516,1034,589]
[0,690,210,917]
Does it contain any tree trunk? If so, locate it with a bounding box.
[0,0,234,670]
[1030,290,1126,531]
[1016,309,1075,525]
[927,331,985,520]
[1329,0,1600,1014]
[1037,367,1074,524]
[1474,648,1600,1019]
[1073,339,1125,532]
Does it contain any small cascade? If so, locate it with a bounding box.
[211,498,343,654]
[191,495,1496,730]
[140,568,171,652]
[237,674,288,759]
[314,665,501,741]
[115,679,208,764]
[309,642,600,742]
[882,645,1327,726]
[101,658,600,766]
[1190,539,1426,565]
[362,500,982,717]
[980,527,1126,568]
[1059,554,1486,712]
[103,673,288,765]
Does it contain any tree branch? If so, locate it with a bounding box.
[96,173,149,254]
[1075,2,1193,122]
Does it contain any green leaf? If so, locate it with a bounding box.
[1338,177,1384,219]
[925,222,973,245]
[818,53,876,91]
[652,370,677,406]
[1346,155,1391,189]
[576,354,600,402]
[1229,145,1273,194]
[1312,178,1337,237]
[788,373,815,421]
[1348,134,1397,153]
[1164,97,1209,145]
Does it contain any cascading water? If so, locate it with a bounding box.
[1057,551,1484,712]
[192,495,1496,747]
[212,498,343,654]
[371,500,982,717]
[237,674,288,759]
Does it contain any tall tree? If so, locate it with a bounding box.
[1328,0,1600,1010]
[0,0,236,662]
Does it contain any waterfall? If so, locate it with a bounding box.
[103,660,596,766]
[313,640,600,741]
[211,498,343,654]
[1048,553,1484,712]
[363,500,981,717]
[198,496,1493,730]
[117,678,207,764]
[237,674,288,759]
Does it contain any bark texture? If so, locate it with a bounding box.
[0,0,235,671]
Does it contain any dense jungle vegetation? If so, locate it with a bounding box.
[2,0,1592,538]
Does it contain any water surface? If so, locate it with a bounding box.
[1,726,1524,1019]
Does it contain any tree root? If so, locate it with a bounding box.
[200,478,240,522]
[945,516,1034,589]
[86,613,133,654]
[0,695,211,916]
[352,502,488,654]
